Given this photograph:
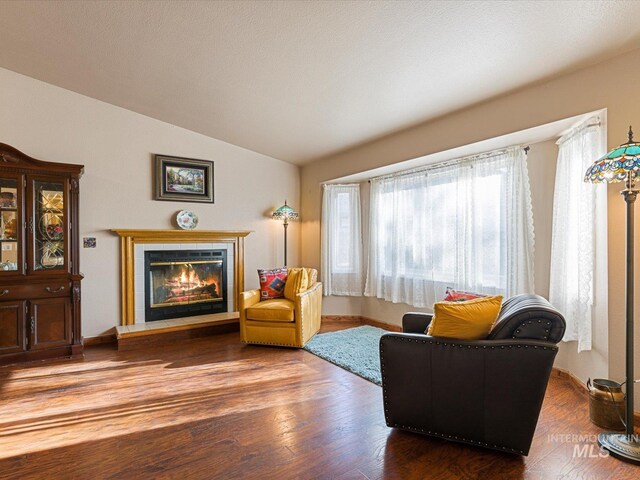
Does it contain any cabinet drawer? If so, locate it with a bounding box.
[0,282,70,301]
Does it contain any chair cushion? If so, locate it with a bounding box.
[427,295,503,340]
[285,267,309,300]
[258,267,288,300]
[246,298,295,322]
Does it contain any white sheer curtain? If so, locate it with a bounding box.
[321,184,364,296]
[550,118,607,352]
[365,147,534,307]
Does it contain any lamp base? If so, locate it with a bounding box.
[598,433,640,465]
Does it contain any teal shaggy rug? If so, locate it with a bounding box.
[303,325,387,385]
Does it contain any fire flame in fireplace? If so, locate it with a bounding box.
[151,262,222,307]
[177,268,210,289]
[166,265,218,293]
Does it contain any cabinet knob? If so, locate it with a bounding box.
[0,289,8,296]
[45,286,65,293]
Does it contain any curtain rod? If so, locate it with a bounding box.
[367,145,529,183]
[322,183,360,187]
[557,119,601,145]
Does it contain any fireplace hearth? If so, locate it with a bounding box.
[144,250,228,322]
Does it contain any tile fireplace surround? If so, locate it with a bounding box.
[112,230,250,326]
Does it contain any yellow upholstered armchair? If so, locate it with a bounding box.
[239,268,322,347]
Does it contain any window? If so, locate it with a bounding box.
[321,184,363,296]
[365,147,534,307]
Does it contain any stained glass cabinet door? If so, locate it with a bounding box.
[29,177,69,274]
[0,175,22,274]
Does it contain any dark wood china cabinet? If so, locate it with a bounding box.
[0,143,83,365]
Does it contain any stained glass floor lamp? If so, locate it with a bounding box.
[585,126,640,464]
[272,201,298,267]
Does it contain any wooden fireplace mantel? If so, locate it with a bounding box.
[112,229,251,326]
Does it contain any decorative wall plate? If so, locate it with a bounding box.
[176,210,199,230]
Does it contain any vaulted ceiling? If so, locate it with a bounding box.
[1,1,640,164]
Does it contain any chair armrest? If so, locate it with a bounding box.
[296,282,323,343]
[296,282,322,313]
[239,289,261,311]
[297,281,322,300]
[379,333,558,455]
[489,294,566,343]
[402,312,433,333]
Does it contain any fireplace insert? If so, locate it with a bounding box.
[144,250,227,322]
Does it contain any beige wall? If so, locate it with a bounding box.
[528,139,558,300]
[0,67,300,338]
[302,48,640,405]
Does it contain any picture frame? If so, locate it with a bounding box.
[154,154,214,203]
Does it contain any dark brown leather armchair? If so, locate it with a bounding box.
[379,294,566,456]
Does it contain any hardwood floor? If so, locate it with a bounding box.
[0,319,638,479]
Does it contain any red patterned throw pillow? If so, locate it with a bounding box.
[443,287,487,302]
[258,267,288,300]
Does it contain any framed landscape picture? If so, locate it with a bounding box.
[154,155,214,203]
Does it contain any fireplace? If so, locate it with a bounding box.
[144,250,228,322]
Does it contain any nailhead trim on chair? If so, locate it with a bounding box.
[512,320,553,341]
[380,339,388,426]
[384,423,525,455]
[298,291,305,345]
[241,339,300,347]
[379,335,556,456]
[381,337,555,351]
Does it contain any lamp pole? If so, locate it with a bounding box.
[283,215,289,267]
[622,175,637,440]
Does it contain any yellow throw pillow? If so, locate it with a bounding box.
[427,295,503,341]
[284,267,309,300]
